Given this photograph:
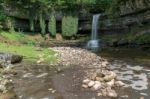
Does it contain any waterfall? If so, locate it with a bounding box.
[91,14,100,40]
[87,14,101,48]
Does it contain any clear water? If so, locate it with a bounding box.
[99,48,150,99]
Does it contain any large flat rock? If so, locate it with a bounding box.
[0,52,23,64]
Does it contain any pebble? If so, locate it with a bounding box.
[88,81,95,87]
[115,81,125,87]
[106,79,115,87]
[82,79,90,84]
[36,73,48,78]
[92,81,101,90]
[95,77,104,82]
[107,89,118,98]
[51,90,56,93]
[97,92,102,96]
[104,71,117,82]
[82,84,88,88]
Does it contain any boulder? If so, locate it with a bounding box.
[117,39,128,46]
[82,84,88,88]
[92,81,101,91]
[82,79,90,84]
[88,81,95,87]
[107,89,118,98]
[106,79,115,87]
[115,81,125,87]
[0,52,23,64]
[104,71,117,82]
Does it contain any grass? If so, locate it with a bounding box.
[0,31,36,45]
[0,43,57,63]
[0,31,57,63]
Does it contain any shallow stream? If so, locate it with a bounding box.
[9,48,150,99]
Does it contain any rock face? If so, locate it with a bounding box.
[0,52,23,64]
[118,0,150,16]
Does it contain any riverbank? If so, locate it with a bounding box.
[0,46,125,99]
[0,46,150,99]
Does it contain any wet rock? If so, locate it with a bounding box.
[82,84,88,88]
[0,78,13,93]
[36,73,48,78]
[97,92,102,96]
[101,61,109,67]
[104,71,117,82]
[96,70,105,78]
[0,52,23,64]
[101,89,107,96]
[92,81,101,91]
[82,79,90,84]
[88,81,95,87]
[0,91,16,99]
[108,41,118,47]
[1,69,17,75]
[95,77,104,82]
[117,39,128,46]
[90,73,97,80]
[115,81,125,87]
[51,90,56,93]
[107,89,118,98]
[106,79,115,87]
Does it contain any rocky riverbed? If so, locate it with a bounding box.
[0,47,149,99]
[50,47,125,98]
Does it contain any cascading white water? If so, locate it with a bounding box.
[91,14,100,40]
[87,14,101,48]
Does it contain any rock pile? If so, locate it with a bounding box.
[82,70,125,98]
[50,47,125,98]
[0,75,13,93]
[50,47,103,67]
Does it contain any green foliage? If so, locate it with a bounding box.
[39,13,46,36]
[0,12,6,22]
[3,0,113,18]
[48,14,56,37]
[135,33,150,43]
[0,31,36,45]
[62,16,78,37]
[0,11,6,30]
